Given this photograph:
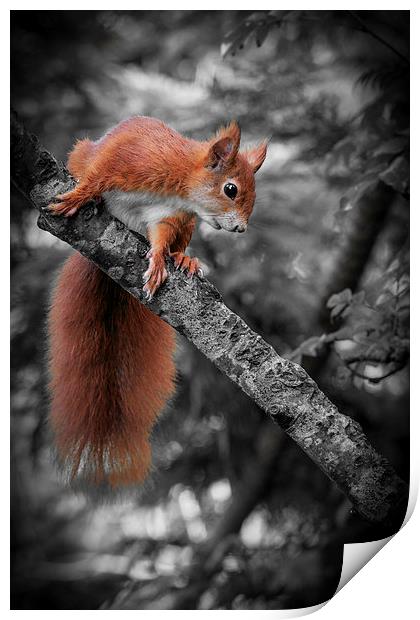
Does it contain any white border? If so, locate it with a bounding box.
[5,4,417,617]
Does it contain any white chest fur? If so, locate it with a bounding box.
[103,189,195,233]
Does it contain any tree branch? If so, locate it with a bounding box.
[346,11,409,64]
[11,111,408,529]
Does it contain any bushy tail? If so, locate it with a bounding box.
[48,253,176,487]
[67,139,96,179]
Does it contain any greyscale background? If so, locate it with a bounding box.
[11,10,409,610]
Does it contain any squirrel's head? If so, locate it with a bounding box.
[189,121,268,233]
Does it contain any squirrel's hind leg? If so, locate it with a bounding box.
[49,175,106,217]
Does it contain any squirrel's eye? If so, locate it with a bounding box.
[224,183,237,200]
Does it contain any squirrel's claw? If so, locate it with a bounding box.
[143,251,168,298]
[48,190,83,217]
[170,252,201,278]
[48,202,76,217]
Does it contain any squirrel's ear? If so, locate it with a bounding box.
[244,141,268,174]
[207,121,241,169]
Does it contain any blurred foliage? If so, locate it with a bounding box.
[11,10,408,610]
[293,257,409,384]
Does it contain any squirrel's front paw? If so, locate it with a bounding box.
[48,190,82,217]
[143,250,168,300]
[170,252,202,278]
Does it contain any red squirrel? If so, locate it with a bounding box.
[48,116,267,487]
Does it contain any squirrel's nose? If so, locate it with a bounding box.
[234,224,247,233]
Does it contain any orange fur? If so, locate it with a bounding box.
[48,116,267,487]
[49,253,176,486]
[67,138,95,180]
[50,117,266,222]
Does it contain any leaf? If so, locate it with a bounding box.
[352,330,374,345]
[255,22,270,47]
[330,136,354,163]
[372,137,408,157]
[290,351,303,364]
[221,10,288,56]
[379,156,409,195]
[327,289,352,309]
[330,303,348,320]
[326,326,354,341]
[298,335,324,358]
[340,174,379,211]
[221,11,274,57]
[351,291,366,305]
[245,10,270,24]
[335,365,352,385]
[288,333,327,362]
[339,196,353,212]
[221,22,256,57]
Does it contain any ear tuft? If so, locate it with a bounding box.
[244,140,268,174]
[207,121,241,169]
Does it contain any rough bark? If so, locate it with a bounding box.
[11,112,408,528]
